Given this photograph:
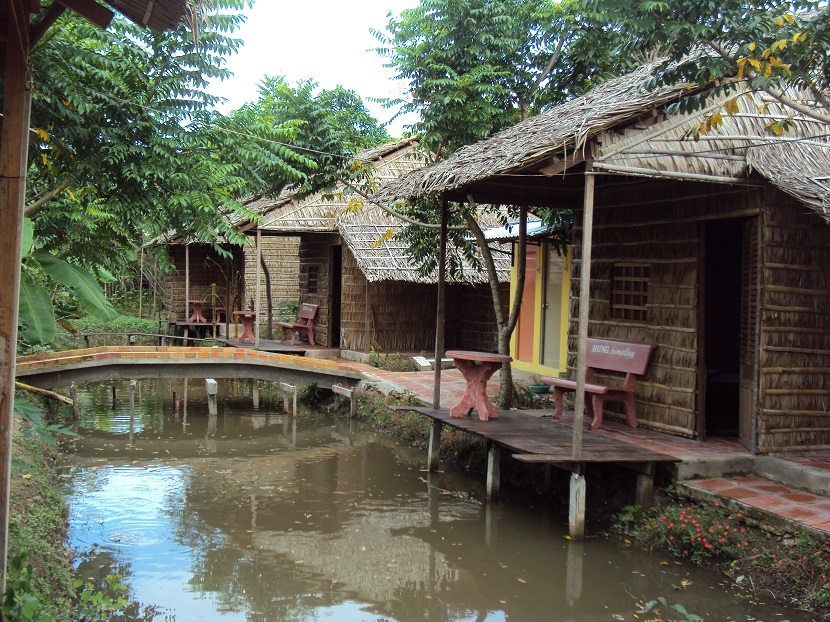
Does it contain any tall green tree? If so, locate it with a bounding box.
[588,0,830,120]
[375,0,627,407]
[375,0,628,157]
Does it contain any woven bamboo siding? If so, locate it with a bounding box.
[758,188,830,452]
[340,245,369,351]
[449,283,510,352]
[298,234,338,347]
[244,236,300,333]
[164,245,244,320]
[568,180,760,436]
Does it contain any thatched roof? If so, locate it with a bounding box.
[337,203,512,284]
[374,62,830,221]
[256,137,424,233]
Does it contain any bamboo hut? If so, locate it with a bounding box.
[375,61,830,454]
[257,139,512,352]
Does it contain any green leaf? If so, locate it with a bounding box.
[21,218,34,257]
[18,273,57,346]
[34,252,117,322]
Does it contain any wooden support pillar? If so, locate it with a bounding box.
[635,464,655,509]
[484,501,499,548]
[252,381,259,410]
[433,198,448,409]
[0,0,33,589]
[205,378,218,416]
[572,149,596,458]
[138,244,144,318]
[69,383,79,421]
[486,442,500,500]
[128,379,136,411]
[111,384,116,408]
[184,242,190,322]
[427,419,442,472]
[568,469,586,540]
[254,228,261,349]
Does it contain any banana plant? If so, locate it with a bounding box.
[18,217,118,346]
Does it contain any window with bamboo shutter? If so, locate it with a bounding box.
[610,263,649,322]
[307,265,319,294]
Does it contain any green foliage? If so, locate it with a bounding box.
[367,347,418,372]
[14,398,77,450]
[2,553,52,622]
[639,595,703,622]
[276,300,300,322]
[638,501,751,563]
[26,1,258,266]
[375,0,631,155]
[72,575,129,620]
[588,0,830,113]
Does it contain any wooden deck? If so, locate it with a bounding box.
[392,405,679,464]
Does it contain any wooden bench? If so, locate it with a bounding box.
[541,338,654,430]
[277,303,318,346]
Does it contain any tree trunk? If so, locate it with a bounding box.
[464,202,527,409]
[260,252,273,339]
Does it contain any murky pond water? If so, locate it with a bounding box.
[61,379,812,621]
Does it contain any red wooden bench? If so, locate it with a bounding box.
[277,303,318,346]
[541,338,654,430]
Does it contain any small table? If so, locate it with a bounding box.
[233,311,256,344]
[188,300,207,323]
[445,350,512,421]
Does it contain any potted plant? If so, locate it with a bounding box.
[528,375,550,394]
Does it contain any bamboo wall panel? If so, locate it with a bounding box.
[340,245,369,351]
[568,181,762,436]
[758,187,830,452]
[244,236,300,333]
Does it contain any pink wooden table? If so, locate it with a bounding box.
[445,350,512,421]
[233,310,256,344]
[188,300,207,323]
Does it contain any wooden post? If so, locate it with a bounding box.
[0,0,32,589]
[568,469,586,540]
[433,198,448,409]
[184,242,190,324]
[111,384,116,408]
[572,149,595,458]
[635,464,656,509]
[486,442,500,500]
[565,540,584,607]
[128,380,136,412]
[332,384,356,419]
[280,382,296,416]
[254,229,261,349]
[252,381,259,410]
[427,420,442,471]
[69,383,79,421]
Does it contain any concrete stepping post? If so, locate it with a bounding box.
[569,471,586,540]
[205,378,218,416]
[252,381,259,410]
[331,384,356,419]
[635,464,655,509]
[69,382,79,421]
[280,382,297,416]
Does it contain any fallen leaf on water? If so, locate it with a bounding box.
[517,577,526,584]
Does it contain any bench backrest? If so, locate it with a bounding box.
[298,303,318,321]
[586,338,654,375]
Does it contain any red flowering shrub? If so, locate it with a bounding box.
[638,502,751,563]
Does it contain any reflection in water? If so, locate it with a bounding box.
[62,379,809,621]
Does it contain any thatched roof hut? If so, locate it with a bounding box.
[375,62,830,454]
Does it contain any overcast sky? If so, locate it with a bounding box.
[209,0,421,136]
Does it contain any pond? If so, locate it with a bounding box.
[60,379,811,621]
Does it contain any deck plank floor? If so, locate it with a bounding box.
[393,406,679,464]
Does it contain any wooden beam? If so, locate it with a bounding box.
[538,151,586,177]
[30,2,66,45]
[57,0,113,29]
[0,0,32,592]
[432,199,448,409]
[254,228,261,349]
